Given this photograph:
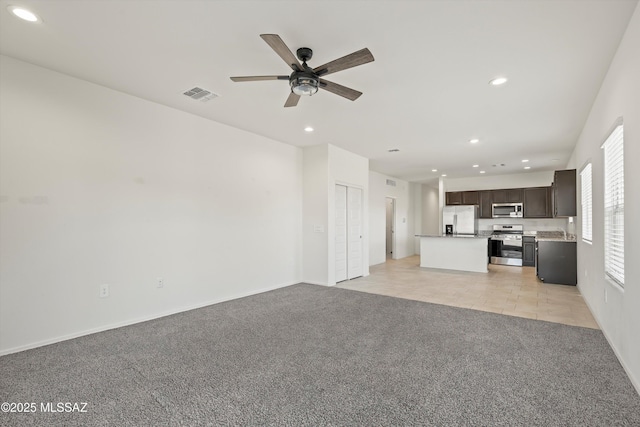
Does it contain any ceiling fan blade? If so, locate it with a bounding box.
[313,48,374,77]
[230,75,289,82]
[284,92,300,108]
[318,79,362,101]
[260,34,303,71]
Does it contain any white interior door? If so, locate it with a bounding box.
[347,187,363,280]
[335,185,348,283]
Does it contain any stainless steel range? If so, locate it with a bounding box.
[490,224,523,266]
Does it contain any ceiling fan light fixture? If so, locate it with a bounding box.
[290,74,319,96]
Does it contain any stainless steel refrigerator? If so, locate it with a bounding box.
[442,205,478,235]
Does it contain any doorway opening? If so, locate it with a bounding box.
[386,197,396,259]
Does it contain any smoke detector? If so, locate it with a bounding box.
[183,87,219,103]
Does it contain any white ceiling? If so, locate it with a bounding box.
[1,0,637,183]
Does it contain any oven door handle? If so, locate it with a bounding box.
[502,239,523,247]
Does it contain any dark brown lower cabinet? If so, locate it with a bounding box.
[523,237,535,267]
[536,241,577,285]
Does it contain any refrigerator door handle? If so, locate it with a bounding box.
[453,214,457,234]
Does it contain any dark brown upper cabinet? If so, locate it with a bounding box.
[506,188,523,203]
[479,191,493,218]
[445,191,463,205]
[446,191,480,206]
[493,188,523,203]
[553,169,576,217]
[462,191,479,205]
[491,189,507,203]
[524,187,552,218]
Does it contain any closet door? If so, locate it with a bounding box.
[347,186,363,280]
[335,185,348,283]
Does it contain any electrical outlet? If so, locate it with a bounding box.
[157,277,163,288]
[100,284,109,298]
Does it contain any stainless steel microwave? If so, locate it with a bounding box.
[492,203,523,218]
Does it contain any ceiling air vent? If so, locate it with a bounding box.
[386,179,396,187]
[183,87,219,103]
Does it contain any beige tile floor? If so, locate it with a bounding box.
[337,255,599,329]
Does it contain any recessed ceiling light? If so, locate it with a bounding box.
[524,166,531,170]
[388,148,400,152]
[304,126,314,132]
[522,159,529,163]
[551,159,559,162]
[472,164,479,168]
[441,174,447,177]
[489,77,508,86]
[8,6,40,22]
[480,171,486,174]
[469,138,479,144]
[431,169,438,172]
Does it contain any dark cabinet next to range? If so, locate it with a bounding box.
[522,236,536,267]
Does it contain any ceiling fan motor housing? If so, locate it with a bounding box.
[296,47,313,62]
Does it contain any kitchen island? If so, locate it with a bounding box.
[416,234,489,273]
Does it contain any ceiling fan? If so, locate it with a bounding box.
[230,34,374,107]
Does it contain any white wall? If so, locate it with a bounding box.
[566,4,640,392]
[421,184,440,236]
[302,144,329,285]
[0,56,303,354]
[369,171,416,265]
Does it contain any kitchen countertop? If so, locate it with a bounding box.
[524,231,577,242]
[415,232,577,241]
[535,236,577,242]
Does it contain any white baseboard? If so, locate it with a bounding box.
[578,285,640,396]
[0,281,297,357]
[302,281,331,286]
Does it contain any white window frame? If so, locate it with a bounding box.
[580,163,592,243]
[602,120,624,288]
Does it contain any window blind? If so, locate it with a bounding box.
[580,163,592,243]
[602,124,624,287]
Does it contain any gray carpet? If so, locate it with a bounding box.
[1,284,639,426]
